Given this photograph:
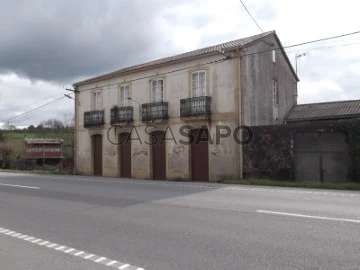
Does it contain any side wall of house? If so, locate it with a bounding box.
[75,54,241,181]
[241,35,297,126]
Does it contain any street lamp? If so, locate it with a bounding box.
[127,97,142,120]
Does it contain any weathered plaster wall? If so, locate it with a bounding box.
[241,35,297,126]
[75,53,242,181]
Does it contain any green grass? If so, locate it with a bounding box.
[0,169,67,175]
[223,178,360,191]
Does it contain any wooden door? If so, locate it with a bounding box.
[191,129,209,181]
[92,134,102,176]
[151,131,166,180]
[119,133,132,178]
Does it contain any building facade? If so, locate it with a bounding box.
[73,31,298,181]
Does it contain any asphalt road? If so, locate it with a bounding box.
[0,172,359,270]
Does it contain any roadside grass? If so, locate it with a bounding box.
[0,169,67,175]
[223,178,360,191]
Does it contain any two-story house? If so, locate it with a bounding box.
[73,30,298,182]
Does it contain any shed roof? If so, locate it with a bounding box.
[25,138,64,144]
[74,30,298,86]
[286,99,360,122]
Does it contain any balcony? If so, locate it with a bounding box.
[110,106,133,124]
[180,96,212,118]
[141,101,168,121]
[84,110,105,128]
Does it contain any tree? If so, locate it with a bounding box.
[28,125,35,131]
[40,118,64,129]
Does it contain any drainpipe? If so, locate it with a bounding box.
[237,49,244,179]
[73,85,78,175]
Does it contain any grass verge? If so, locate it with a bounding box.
[0,169,67,175]
[223,178,360,191]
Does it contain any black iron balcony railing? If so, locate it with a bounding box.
[141,101,168,121]
[84,110,105,128]
[110,106,133,124]
[180,96,212,118]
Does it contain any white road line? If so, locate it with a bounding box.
[32,239,42,243]
[107,260,118,266]
[74,251,85,256]
[55,245,66,251]
[95,257,107,263]
[0,183,40,189]
[84,254,95,259]
[257,210,360,224]
[0,226,146,268]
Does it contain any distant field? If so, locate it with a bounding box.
[2,129,73,158]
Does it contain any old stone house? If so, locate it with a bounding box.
[73,30,298,181]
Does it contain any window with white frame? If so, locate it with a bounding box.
[272,49,276,63]
[191,70,206,97]
[119,85,130,106]
[151,79,164,102]
[91,91,102,110]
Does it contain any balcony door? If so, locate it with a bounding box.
[92,134,102,176]
[151,131,166,180]
[119,132,132,178]
[191,128,209,181]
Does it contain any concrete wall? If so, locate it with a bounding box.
[241,35,298,126]
[75,54,241,181]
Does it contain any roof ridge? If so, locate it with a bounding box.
[296,99,360,107]
[74,30,275,86]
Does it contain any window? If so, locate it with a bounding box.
[191,70,206,97]
[91,91,102,110]
[151,79,164,102]
[273,79,279,105]
[272,50,276,63]
[119,85,130,106]
[272,79,279,120]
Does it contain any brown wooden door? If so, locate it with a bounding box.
[151,131,166,180]
[119,133,132,178]
[191,129,209,181]
[92,134,102,176]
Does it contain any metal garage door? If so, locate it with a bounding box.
[295,132,350,182]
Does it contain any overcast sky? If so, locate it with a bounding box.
[1,0,359,127]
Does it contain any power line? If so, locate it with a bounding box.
[75,58,229,93]
[239,0,263,33]
[1,95,70,124]
[285,42,360,54]
[241,30,360,58]
[75,30,360,93]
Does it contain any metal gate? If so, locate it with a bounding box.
[295,132,350,182]
[191,129,209,181]
[119,133,131,178]
[92,134,103,176]
[151,131,166,180]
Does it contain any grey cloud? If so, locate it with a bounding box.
[0,0,185,84]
